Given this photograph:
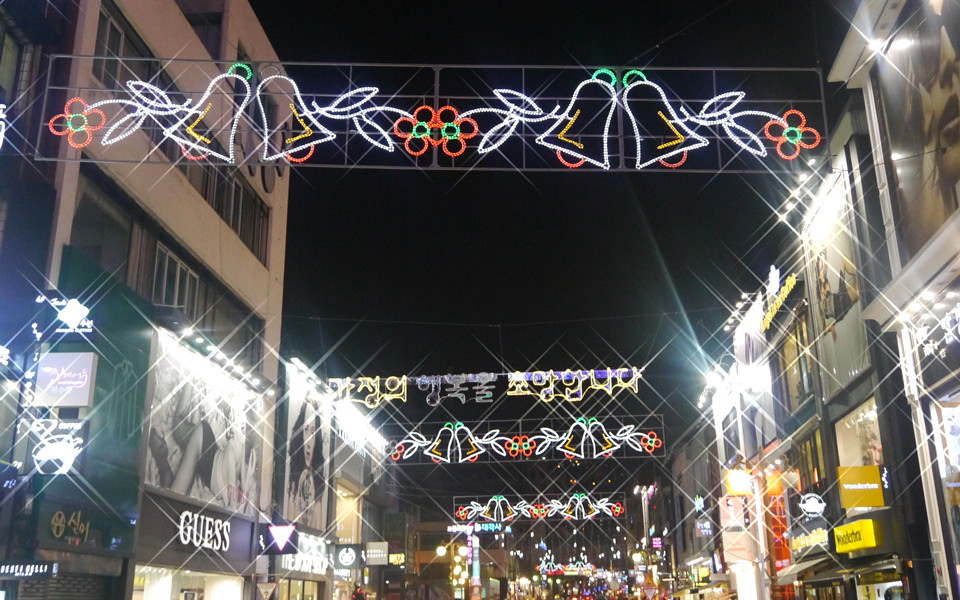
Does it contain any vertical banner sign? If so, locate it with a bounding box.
[283,364,329,530]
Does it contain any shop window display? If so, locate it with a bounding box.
[132,566,242,600]
[835,398,883,469]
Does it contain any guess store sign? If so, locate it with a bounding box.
[138,494,255,575]
[178,510,232,551]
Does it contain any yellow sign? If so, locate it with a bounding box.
[834,520,880,553]
[790,528,828,553]
[762,273,797,331]
[388,553,405,566]
[837,466,885,508]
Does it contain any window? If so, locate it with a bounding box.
[786,430,826,493]
[186,13,222,59]
[93,5,152,90]
[773,309,814,415]
[153,244,199,320]
[213,172,269,262]
[72,175,133,277]
[0,22,24,105]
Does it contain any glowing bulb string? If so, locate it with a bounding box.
[48,64,821,167]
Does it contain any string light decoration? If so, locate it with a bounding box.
[537,558,596,576]
[47,65,820,168]
[763,109,821,160]
[389,417,664,464]
[48,98,106,149]
[454,493,625,522]
[393,105,478,157]
[328,367,642,408]
[534,69,619,169]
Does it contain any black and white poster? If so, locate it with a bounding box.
[283,363,329,530]
[145,330,261,516]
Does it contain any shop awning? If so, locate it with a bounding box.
[775,558,831,585]
[803,565,850,585]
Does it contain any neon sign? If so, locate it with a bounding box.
[331,367,642,408]
[762,272,797,331]
[454,493,625,522]
[47,66,820,170]
[33,352,98,408]
[390,417,663,463]
[29,419,88,475]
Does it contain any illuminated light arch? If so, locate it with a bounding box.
[389,417,664,463]
[44,63,822,169]
[454,493,625,522]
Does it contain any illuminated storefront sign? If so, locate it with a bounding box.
[33,352,97,408]
[28,419,89,475]
[335,544,362,569]
[0,561,58,579]
[694,518,713,537]
[834,520,880,553]
[388,553,405,566]
[280,532,331,575]
[259,523,298,555]
[365,541,389,565]
[34,296,94,334]
[798,493,826,517]
[762,272,798,331]
[178,510,232,551]
[837,466,885,508]
[790,528,828,554]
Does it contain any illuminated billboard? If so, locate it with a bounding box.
[144,330,261,517]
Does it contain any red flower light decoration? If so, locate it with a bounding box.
[391,443,405,461]
[394,105,478,157]
[642,432,663,454]
[456,506,469,520]
[529,503,548,518]
[764,110,820,160]
[49,97,106,149]
[504,435,535,458]
[611,503,624,516]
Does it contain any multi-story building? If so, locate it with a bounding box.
[826,0,960,598]
[0,0,290,598]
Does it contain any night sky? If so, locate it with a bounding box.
[246,0,849,524]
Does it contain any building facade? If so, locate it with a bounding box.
[0,0,290,598]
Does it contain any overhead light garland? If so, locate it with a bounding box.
[389,417,664,464]
[48,64,820,168]
[454,493,625,522]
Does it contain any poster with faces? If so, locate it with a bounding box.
[284,364,330,530]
